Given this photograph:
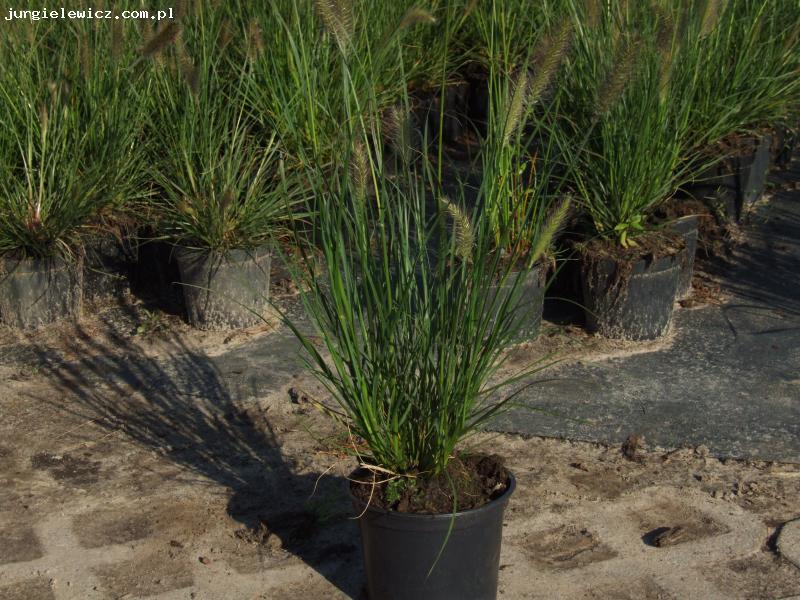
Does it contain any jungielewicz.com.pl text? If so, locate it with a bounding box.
[4,7,174,21]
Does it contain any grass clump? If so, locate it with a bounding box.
[140,14,302,252]
[476,8,574,265]
[286,137,547,478]
[558,3,696,247]
[0,20,146,259]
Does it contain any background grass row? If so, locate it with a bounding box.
[0,0,797,260]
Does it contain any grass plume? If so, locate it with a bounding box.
[655,6,676,103]
[528,17,573,105]
[503,69,529,146]
[218,19,233,52]
[700,0,725,38]
[382,105,414,163]
[584,0,601,29]
[596,35,641,117]
[439,197,474,261]
[314,0,354,56]
[398,7,436,31]
[529,196,570,264]
[80,33,92,81]
[180,54,200,98]
[138,22,181,59]
[655,7,675,55]
[247,20,265,61]
[349,139,370,200]
[111,20,124,63]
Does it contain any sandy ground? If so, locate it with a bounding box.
[2,172,800,599]
[0,310,799,600]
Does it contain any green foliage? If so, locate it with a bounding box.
[282,117,550,477]
[0,18,146,258]
[242,0,446,169]
[558,2,697,245]
[139,14,303,251]
[385,478,413,505]
[673,0,800,148]
[475,6,574,264]
[1,0,797,259]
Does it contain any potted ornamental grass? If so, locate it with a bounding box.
[280,120,551,598]
[142,22,303,330]
[673,0,800,220]
[0,21,145,329]
[471,14,574,341]
[244,0,444,170]
[561,5,698,340]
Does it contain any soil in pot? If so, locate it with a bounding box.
[175,246,271,330]
[0,255,83,329]
[350,455,514,600]
[579,233,686,341]
[487,262,547,343]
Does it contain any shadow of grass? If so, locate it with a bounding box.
[26,305,363,597]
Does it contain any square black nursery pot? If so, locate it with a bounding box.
[679,134,772,223]
[174,246,272,330]
[669,215,699,300]
[0,255,83,329]
[770,124,798,170]
[486,262,547,343]
[83,235,138,304]
[580,243,687,341]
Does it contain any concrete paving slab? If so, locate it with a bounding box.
[491,182,800,463]
[779,519,800,570]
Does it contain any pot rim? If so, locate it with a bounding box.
[348,470,516,521]
[0,254,78,276]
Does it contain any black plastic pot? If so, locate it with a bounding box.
[770,125,797,170]
[417,82,471,145]
[681,164,739,222]
[670,216,698,300]
[680,134,772,222]
[351,473,515,600]
[740,134,772,206]
[467,74,490,136]
[84,237,137,303]
[580,247,685,341]
[0,255,82,329]
[174,246,271,330]
[487,263,546,342]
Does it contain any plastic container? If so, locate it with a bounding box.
[83,236,136,303]
[581,248,686,341]
[670,216,699,300]
[487,263,547,342]
[351,472,515,600]
[740,134,772,206]
[175,246,271,330]
[680,134,772,222]
[0,255,83,329]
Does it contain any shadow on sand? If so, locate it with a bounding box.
[28,304,363,598]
